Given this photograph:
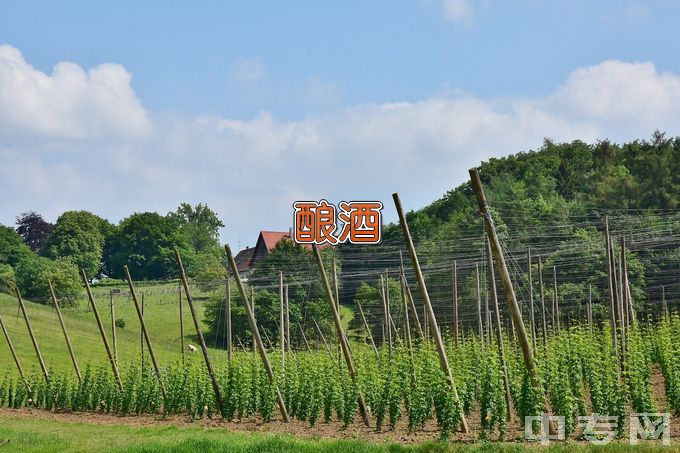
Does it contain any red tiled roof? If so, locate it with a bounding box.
[259,230,293,251]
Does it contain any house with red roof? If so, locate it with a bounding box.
[233,230,325,276]
[234,230,294,275]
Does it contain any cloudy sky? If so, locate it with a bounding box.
[1,1,680,249]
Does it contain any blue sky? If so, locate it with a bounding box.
[1,0,680,247]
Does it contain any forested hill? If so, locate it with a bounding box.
[383,131,680,244]
[342,132,680,329]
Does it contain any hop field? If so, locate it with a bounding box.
[2,313,679,444]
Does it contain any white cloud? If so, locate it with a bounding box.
[1,47,680,248]
[442,0,475,23]
[0,45,151,141]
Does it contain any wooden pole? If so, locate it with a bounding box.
[611,237,625,364]
[312,316,333,358]
[81,269,123,392]
[357,301,379,360]
[226,275,232,362]
[174,249,226,417]
[587,284,593,334]
[0,312,31,395]
[402,272,424,340]
[621,238,635,326]
[604,217,619,353]
[400,271,413,351]
[48,279,81,382]
[527,248,537,352]
[224,244,290,422]
[110,290,117,365]
[279,271,285,369]
[393,192,469,433]
[453,261,459,345]
[552,266,560,334]
[299,324,311,350]
[312,243,371,427]
[262,326,274,351]
[179,283,185,366]
[469,168,554,434]
[400,251,424,341]
[476,262,483,342]
[487,240,513,421]
[662,286,667,318]
[124,265,168,404]
[380,274,392,356]
[236,335,246,352]
[141,292,145,371]
[538,257,548,346]
[285,284,291,353]
[15,288,49,384]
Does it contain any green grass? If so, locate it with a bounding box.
[0,284,218,378]
[0,283,354,379]
[0,414,671,452]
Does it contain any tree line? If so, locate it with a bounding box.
[0,203,226,304]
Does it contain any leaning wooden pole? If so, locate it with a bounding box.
[124,266,168,404]
[110,291,117,364]
[393,192,469,433]
[48,279,82,382]
[312,316,333,358]
[604,217,619,353]
[312,244,371,427]
[469,168,554,433]
[175,249,226,417]
[400,271,413,351]
[527,247,537,352]
[15,287,49,384]
[179,284,186,366]
[81,269,123,392]
[224,244,290,422]
[357,301,380,360]
[0,311,31,395]
[402,271,425,341]
[486,240,513,421]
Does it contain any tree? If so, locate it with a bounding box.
[0,225,33,267]
[14,255,82,305]
[168,203,225,252]
[188,251,226,281]
[15,211,54,251]
[0,264,15,294]
[105,212,193,280]
[41,211,105,277]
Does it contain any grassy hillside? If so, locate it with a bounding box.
[0,283,355,379]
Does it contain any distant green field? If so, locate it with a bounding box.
[0,283,354,379]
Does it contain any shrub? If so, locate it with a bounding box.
[15,255,82,304]
[0,263,16,294]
